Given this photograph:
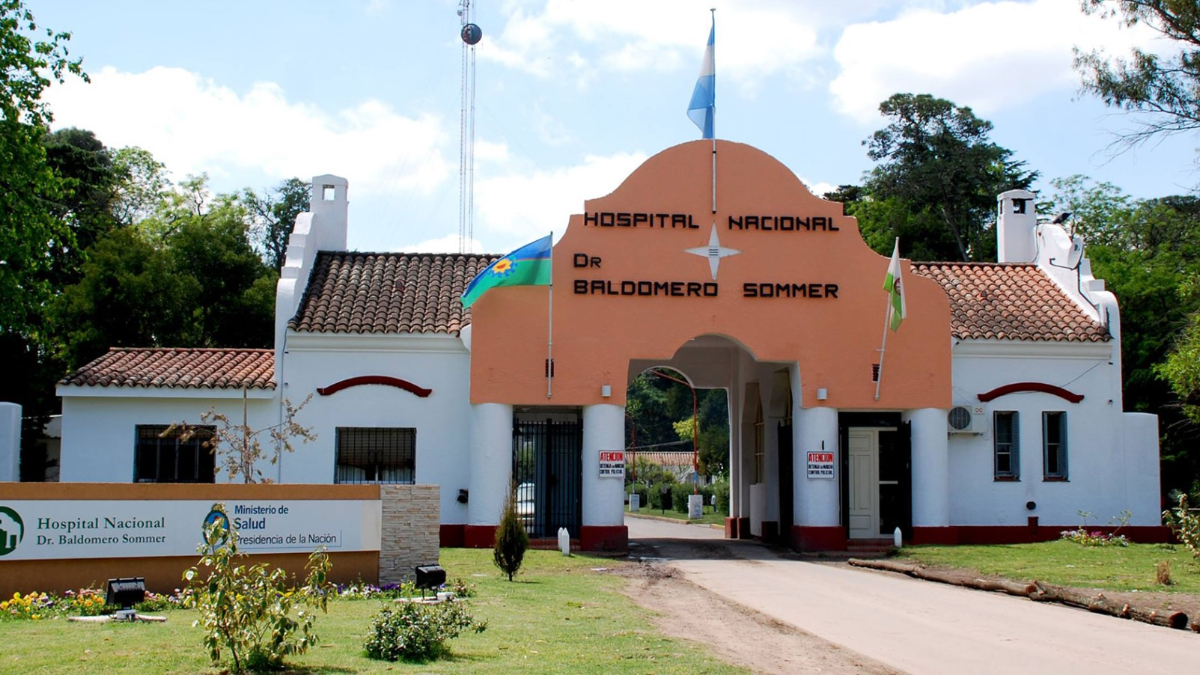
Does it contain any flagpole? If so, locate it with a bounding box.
[874,301,892,401]
[710,7,717,214]
[547,233,554,399]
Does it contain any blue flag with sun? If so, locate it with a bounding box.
[461,234,553,309]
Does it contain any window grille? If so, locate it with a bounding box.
[993,412,1019,480]
[334,427,415,484]
[1043,412,1068,480]
[134,424,216,483]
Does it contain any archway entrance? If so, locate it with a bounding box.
[628,335,796,541]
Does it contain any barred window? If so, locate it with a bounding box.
[335,427,415,484]
[1043,412,1068,480]
[993,412,1019,481]
[135,424,216,483]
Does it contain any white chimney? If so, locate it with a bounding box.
[997,189,1036,263]
[309,174,349,252]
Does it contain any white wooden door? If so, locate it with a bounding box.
[848,429,878,539]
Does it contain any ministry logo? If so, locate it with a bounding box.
[0,506,24,557]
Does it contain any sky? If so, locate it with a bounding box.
[28,0,1200,255]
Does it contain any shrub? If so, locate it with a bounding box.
[712,480,730,513]
[494,483,529,581]
[1163,494,1200,560]
[364,600,486,662]
[650,481,673,510]
[1156,560,1173,586]
[183,507,335,672]
[672,483,694,514]
[629,484,649,509]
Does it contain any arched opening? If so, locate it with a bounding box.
[625,334,798,541]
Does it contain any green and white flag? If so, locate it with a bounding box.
[883,238,906,331]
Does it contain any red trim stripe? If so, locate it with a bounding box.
[317,375,432,398]
[977,382,1083,403]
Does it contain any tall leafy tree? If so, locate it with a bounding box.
[0,0,87,335]
[244,178,310,270]
[1075,0,1200,147]
[55,176,278,369]
[857,93,1036,261]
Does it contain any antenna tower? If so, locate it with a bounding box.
[457,1,480,254]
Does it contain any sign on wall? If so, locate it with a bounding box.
[0,499,381,561]
[599,451,625,478]
[807,452,835,479]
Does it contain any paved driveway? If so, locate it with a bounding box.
[626,515,1197,675]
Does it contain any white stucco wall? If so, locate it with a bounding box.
[58,392,276,482]
[946,341,1160,527]
[281,333,473,522]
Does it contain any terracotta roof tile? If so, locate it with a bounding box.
[61,348,276,390]
[631,451,695,467]
[289,252,500,335]
[911,263,1110,343]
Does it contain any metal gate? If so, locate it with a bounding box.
[512,418,582,538]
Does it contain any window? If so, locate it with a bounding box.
[1043,412,1068,480]
[993,412,1019,480]
[335,427,415,484]
[135,424,216,483]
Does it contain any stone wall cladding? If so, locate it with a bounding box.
[379,484,440,584]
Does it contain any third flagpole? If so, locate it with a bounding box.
[547,232,554,399]
[875,302,891,401]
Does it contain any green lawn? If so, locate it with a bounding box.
[0,549,747,674]
[897,540,1200,593]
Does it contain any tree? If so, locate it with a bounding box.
[54,176,278,367]
[110,145,170,226]
[175,395,315,484]
[493,482,529,581]
[859,93,1036,261]
[244,178,310,270]
[53,226,188,367]
[0,0,88,335]
[1075,0,1200,147]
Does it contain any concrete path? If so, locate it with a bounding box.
[626,515,1198,675]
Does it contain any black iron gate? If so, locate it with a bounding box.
[512,418,582,538]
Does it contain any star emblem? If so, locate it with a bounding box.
[686,223,741,280]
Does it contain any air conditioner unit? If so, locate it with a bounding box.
[947,405,986,434]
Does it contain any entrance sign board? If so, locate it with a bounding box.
[0,499,381,561]
[807,452,835,479]
[598,451,625,478]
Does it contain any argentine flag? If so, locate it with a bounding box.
[687,15,715,139]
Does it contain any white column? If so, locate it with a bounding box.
[0,403,19,482]
[908,408,950,528]
[795,406,838,527]
[582,404,626,527]
[468,402,513,525]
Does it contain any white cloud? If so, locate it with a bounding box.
[44,66,452,195]
[474,151,648,246]
[829,0,1169,123]
[478,0,822,90]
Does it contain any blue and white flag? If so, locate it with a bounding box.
[687,15,715,139]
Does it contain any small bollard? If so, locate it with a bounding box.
[893,526,902,549]
[558,527,570,556]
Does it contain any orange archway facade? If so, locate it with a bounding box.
[469,140,952,409]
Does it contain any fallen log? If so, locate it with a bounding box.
[849,559,1035,598]
[967,577,1038,597]
[1085,593,1131,619]
[848,558,921,575]
[1126,606,1190,630]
